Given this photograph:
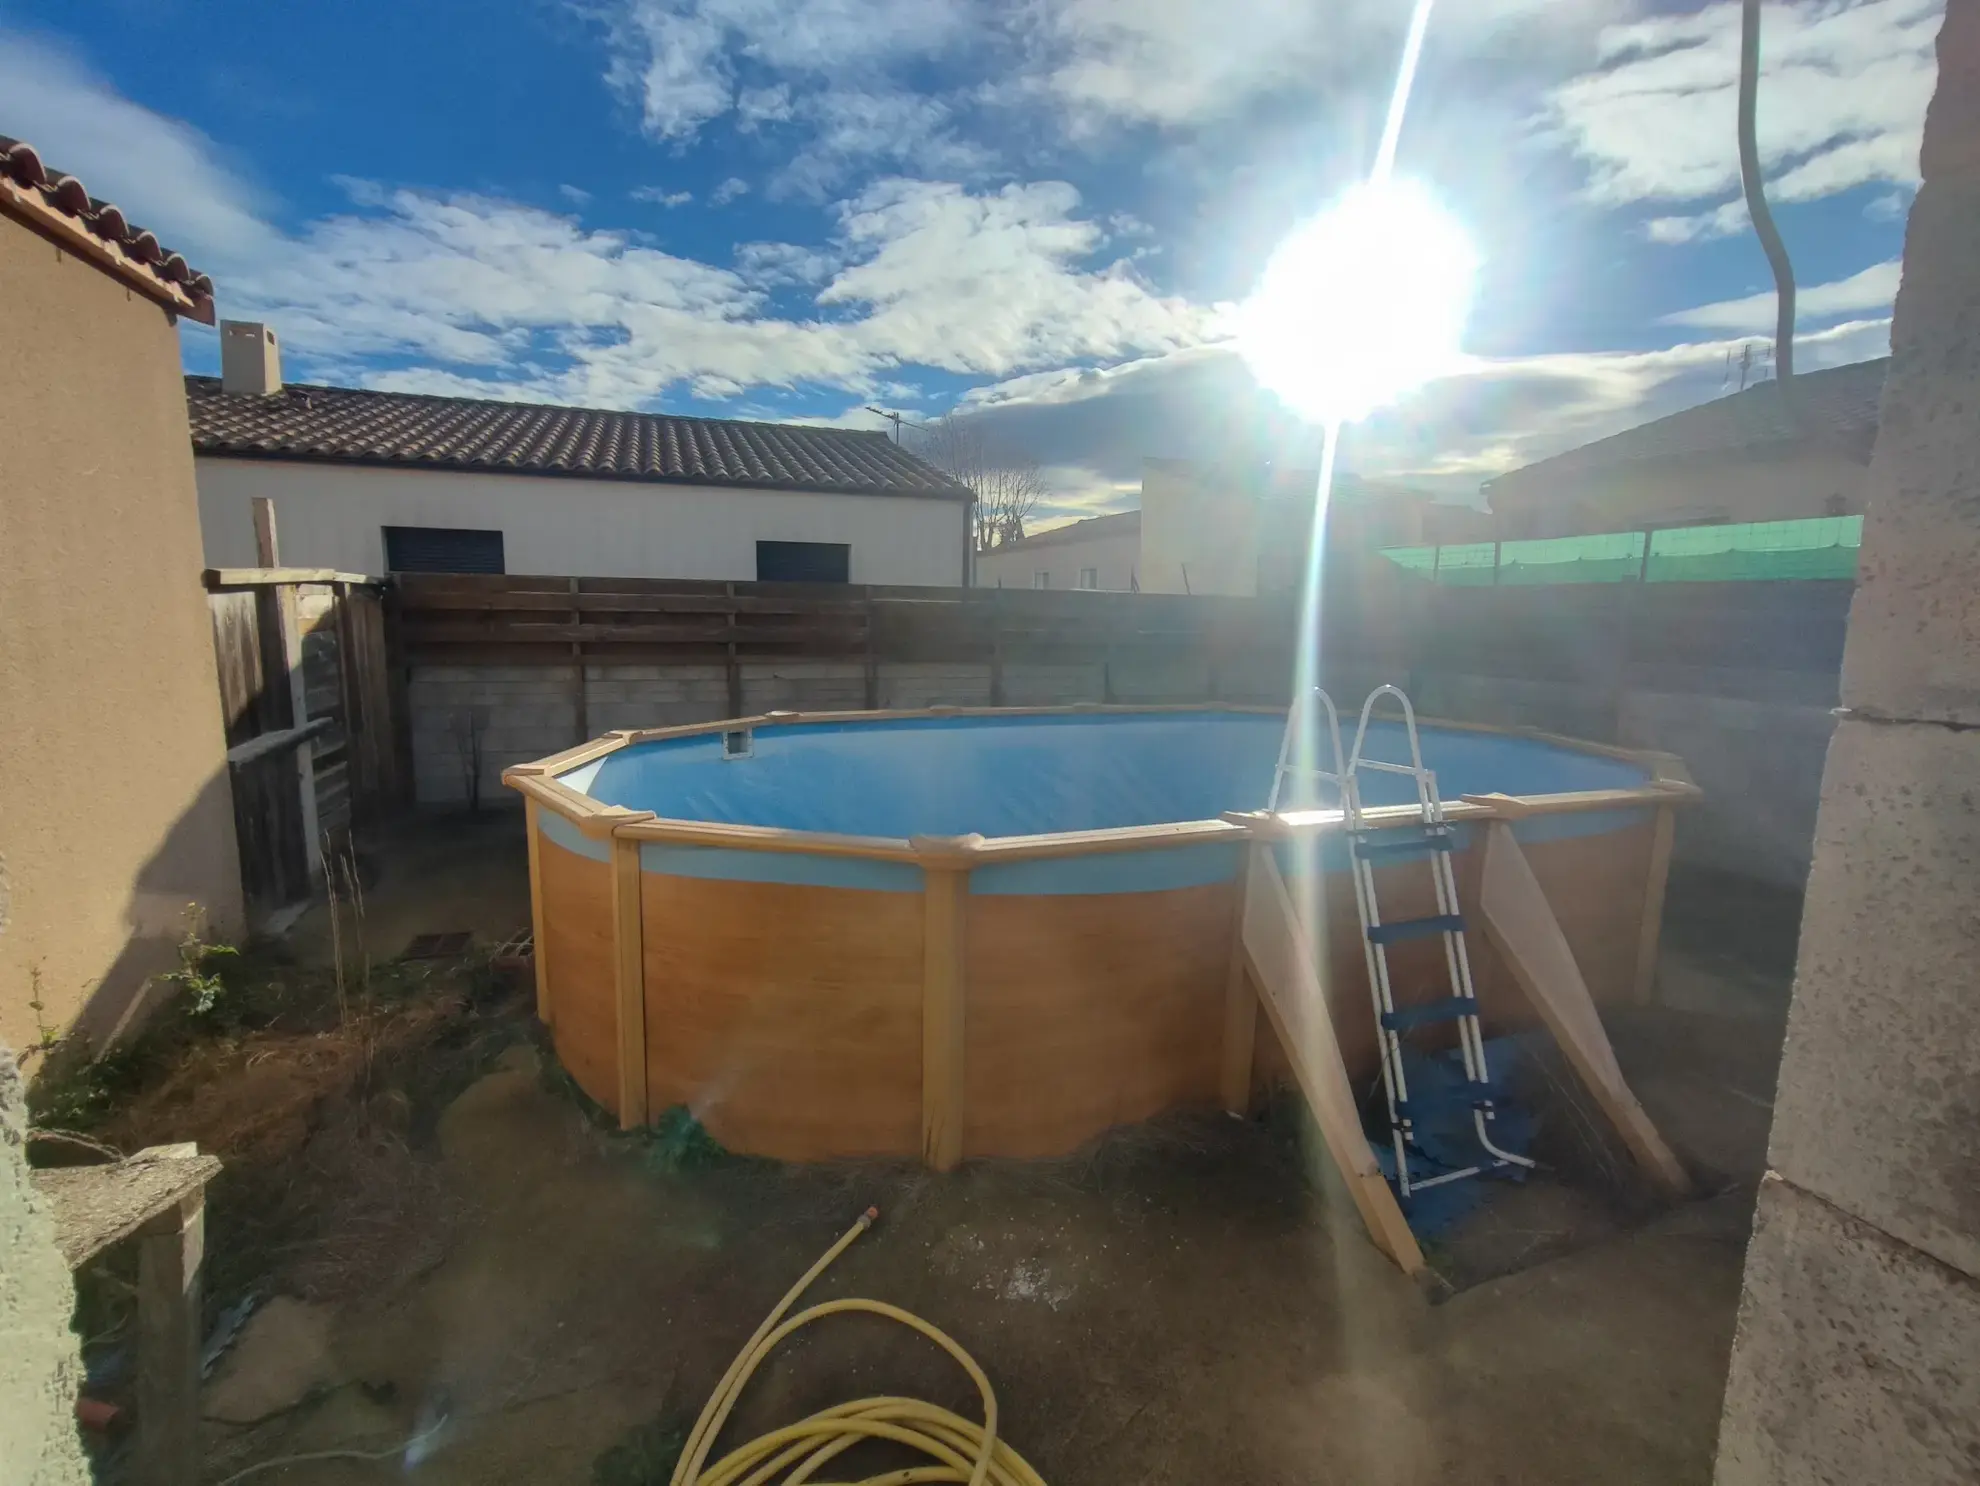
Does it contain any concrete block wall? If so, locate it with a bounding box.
[1715,8,1980,1479]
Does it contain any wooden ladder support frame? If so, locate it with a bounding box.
[1476,821,1691,1199]
[1234,844,1427,1276]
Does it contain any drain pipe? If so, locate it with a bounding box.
[1737,0,1797,394]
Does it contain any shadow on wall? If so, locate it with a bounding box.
[10,765,244,1059]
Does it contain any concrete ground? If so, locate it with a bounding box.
[199,810,1796,1486]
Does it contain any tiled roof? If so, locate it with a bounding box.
[0,136,216,323]
[990,509,1141,552]
[185,378,973,500]
[1490,358,1888,495]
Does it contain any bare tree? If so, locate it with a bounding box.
[914,412,1048,552]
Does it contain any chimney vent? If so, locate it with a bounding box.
[220,320,282,396]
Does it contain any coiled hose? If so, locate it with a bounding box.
[670,1208,1049,1486]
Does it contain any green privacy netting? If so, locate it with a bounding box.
[1380,514,1862,586]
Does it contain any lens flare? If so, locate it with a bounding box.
[1237,177,1476,426]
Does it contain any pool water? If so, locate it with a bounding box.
[561,712,1649,840]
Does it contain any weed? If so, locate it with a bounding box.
[162,904,239,1020]
[592,1417,688,1486]
[642,1106,731,1173]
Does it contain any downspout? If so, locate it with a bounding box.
[1737,0,1797,397]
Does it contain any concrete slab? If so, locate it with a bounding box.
[1715,1175,1980,1486]
[1768,719,1980,1280]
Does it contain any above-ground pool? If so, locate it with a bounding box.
[506,706,1694,1164]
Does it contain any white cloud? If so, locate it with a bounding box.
[600,0,979,140]
[1660,258,1901,331]
[0,27,275,262]
[558,183,593,205]
[1543,0,1940,220]
[630,185,694,206]
[711,176,751,205]
[1010,0,1624,131]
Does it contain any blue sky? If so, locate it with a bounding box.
[0,0,1940,522]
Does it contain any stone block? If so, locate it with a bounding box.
[1715,1175,1980,1486]
[1769,717,1980,1279]
[1840,175,1980,726]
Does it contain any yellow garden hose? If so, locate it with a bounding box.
[670,1208,1050,1486]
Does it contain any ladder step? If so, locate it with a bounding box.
[1353,830,1454,863]
[1394,1083,1508,1121]
[1379,997,1477,1031]
[1367,913,1466,945]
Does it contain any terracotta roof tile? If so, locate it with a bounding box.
[0,135,216,322]
[185,376,973,500]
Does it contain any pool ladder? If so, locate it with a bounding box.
[1270,685,1536,1200]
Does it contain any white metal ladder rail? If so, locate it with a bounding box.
[1345,686,1536,1198]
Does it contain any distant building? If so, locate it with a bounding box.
[189,332,974,586]
[974,510,1141,590]
[1485,359,1887,540]
[976,458,1489,595]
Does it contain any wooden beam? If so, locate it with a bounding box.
[915,837,976,1171]
[1632,804,1678,1005]
[610,834,648,1129]
[1476,822,1691,1198]
[1240,845,1426,1275]
[135,1192,204,1486]
[525,799,552,1025]
[203,567,379,589]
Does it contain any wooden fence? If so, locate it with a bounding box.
[206,568,402,916]
[391,573,1310,719]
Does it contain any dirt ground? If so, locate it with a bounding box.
[72,808,1800,1485]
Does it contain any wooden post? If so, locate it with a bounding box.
[135,1193,204,1486]
[862,591,880,710]
[610,833,647,1129]
[525,799,552,1024]
[914,835,978,1171]
[1218,878,1257,1114]
[1477,822,1691,1197]
[1631,804,1677,1005]
[724,582,744,717]
[274,579,323,884]
[569,577,589,745]
[251,495,279,567]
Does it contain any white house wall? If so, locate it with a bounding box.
[195,457,968,584]
[976,530,1141,590]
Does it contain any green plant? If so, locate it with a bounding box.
[162,904,239,1019]
[592,1417,688,1486]
[25,965,60,1054]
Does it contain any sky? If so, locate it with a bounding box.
[0,0,1941,524]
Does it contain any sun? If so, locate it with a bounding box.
[1237,177,1478,426]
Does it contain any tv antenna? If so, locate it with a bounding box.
[865,407,926,444]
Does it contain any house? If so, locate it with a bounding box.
[974,510,1141,590]
[0,136,243,1050]
[188,326,974,586]
[976,458,1489,594]
[1485,358,1887,540]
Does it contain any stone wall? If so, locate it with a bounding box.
[0,1047,91,1485]
[1714,7,1980,1480]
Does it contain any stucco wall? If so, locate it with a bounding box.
[1492,448,1869,539]
[1139,459,1265,596]
[975,528,1141,590]
[196,456,969,585]
[0,218,243,1051]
